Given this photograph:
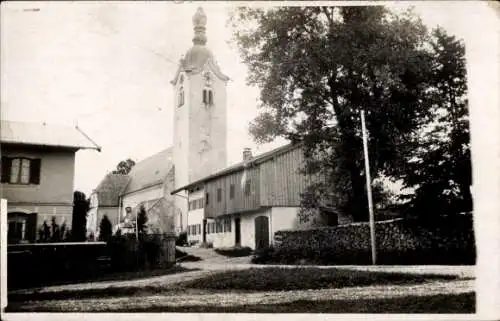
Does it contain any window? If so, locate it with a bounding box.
[198,198,204,209]
[208,90,213,105]
[216,221,222,233]
[211,222,215,233]
[217,188,222,202]
[207,223,211,234]
[229,184,235,199]
[192,200,197,211]
[244,179,252,196]
[178,87,184,107]
[223,219,231,233]
[197,224,201,234]
[205,193,210,205]
[1,157,41,185]
[202,89,214,105]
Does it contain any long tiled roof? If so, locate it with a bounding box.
[121,147,173,195]
[1,120,101,150]
[94,174,130,207]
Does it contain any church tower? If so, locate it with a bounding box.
[171,7,228,230]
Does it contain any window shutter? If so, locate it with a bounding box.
[1,157,11,183]
[208,90,213,105]
[203,90,207,104]
[30,159,41,184]
[26,214,38,243]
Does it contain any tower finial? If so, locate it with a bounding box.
[192,7,207,45]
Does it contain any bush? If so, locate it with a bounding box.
[199,241,213,249]
[175,248,202,262]
[215,246,253,257]
[176,232,188,246]
[99,215,113,242]
[257,216,476,265]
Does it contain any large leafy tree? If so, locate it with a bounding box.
[112,158,136,175]
[230,6,436,221]
[398,27,472,218]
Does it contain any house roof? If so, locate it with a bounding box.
[121,147,173,196]
[94,174,130,207]
[0,120,101,151]
[171,142,300,195]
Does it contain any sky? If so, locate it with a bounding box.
[1,1,497,195]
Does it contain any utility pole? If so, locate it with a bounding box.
[361,110,377,265]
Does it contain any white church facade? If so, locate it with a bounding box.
[89,7,340,246]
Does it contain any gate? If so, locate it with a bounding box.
[254,215,269,250]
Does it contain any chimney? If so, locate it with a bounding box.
[243,147,253,162]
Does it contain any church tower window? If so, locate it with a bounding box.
[202,88,214,106]
[178,87,184,107]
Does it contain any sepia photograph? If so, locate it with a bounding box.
[0,1,499,318]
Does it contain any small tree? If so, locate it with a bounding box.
[50,217,61,242]
[38,221,51,242]
[137,205,148,240]
[72,191,89,241]
[99,215,113,242]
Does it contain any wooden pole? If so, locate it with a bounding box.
[361,110,377,265]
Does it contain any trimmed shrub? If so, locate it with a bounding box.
[256,215,475,265]
[215,246,253,257]
[176,232,188,246]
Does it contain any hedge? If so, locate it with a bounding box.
[254,215,475,265]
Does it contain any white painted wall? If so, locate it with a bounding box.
[270,207,299,237]
[121,185,163,218]
[206,218,234,248]
[187,207,204,244]
[238,208,272,249]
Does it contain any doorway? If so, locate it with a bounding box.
[234,217,241,246]
[254,215,270,250]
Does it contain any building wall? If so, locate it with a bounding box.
[239,208,272,250]
[2,146,76,206]
[121,185,163,218]
[187,67,228,183]
[259,146,310,207]
[7,204,73,243]
[204,166,260,218]
[206,218,235,248]
[97,207,120,231]
[186,206,204,244]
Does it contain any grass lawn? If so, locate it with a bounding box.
[181,267,462,291]
[9,267,466,302]
[9,265,198,293]
[6,292,475,313]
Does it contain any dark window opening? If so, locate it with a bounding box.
[244,179,252,196]
[217,188,222,202]
[229,184,235,199]
[1,157,41,185]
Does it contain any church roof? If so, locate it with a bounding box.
[171,7,229,85]
[121,147,173,195]
[94,174,130,207]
